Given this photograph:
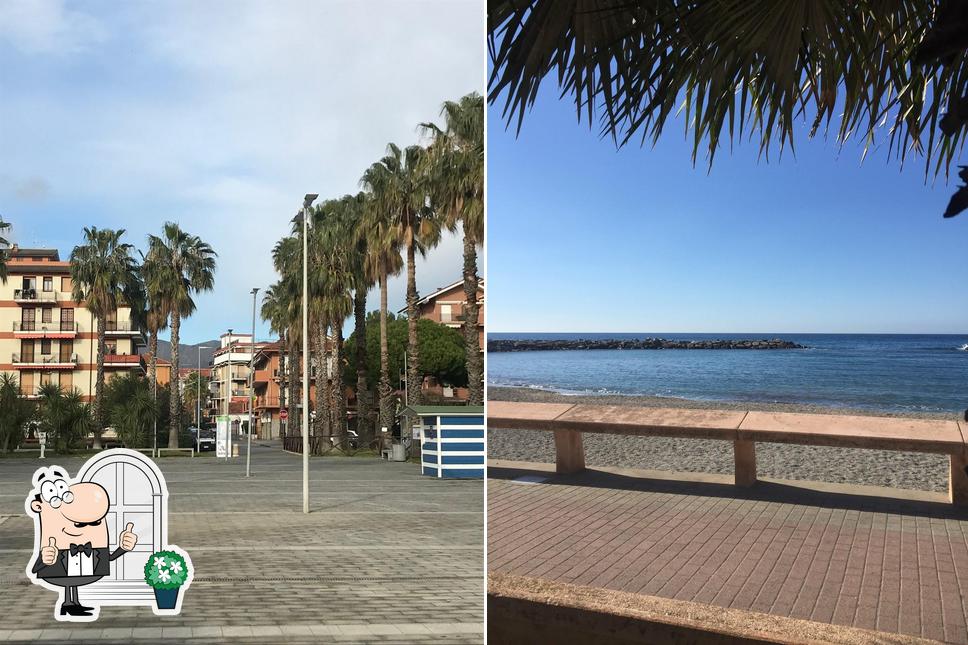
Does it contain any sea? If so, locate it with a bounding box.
[487,333,968,414]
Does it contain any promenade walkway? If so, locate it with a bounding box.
[0,444,484,644]
[489,461,968,643]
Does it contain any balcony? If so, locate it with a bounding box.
[13,321,78,337]
[103,321,139,335]
[12,353,78,369]
[103,354,143,369]
[13,289,58,305]
[255,395,280,409]
[253,369,271,385]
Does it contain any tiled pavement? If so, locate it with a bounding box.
[0,444,484,643]
[488,464,968,644]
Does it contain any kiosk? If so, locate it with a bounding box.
[400,406,484,479]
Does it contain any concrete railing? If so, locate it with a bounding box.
[488,401,968,505]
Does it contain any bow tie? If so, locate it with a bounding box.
[69,542,93,556]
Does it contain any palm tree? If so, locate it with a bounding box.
[70,227,141,444]
[261,285,291,436]
[139,250,171,392]
[146,223,217,448]
[0,373,33,453]
[181,370,211,425]
[361,162,405,433]
[0,217,10,283]
[422,93,485,404]
[268,237,304,438]
[365,143,439,406]
[488,1,968,215]
[345,192,375,439]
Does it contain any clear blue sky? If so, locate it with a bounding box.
[0,0,483,344]
[487,85,968,334]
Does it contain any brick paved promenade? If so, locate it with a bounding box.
[488,462,968,644]
[0,444,484,643]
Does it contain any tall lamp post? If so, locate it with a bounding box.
[300,193,317,514]
[247,287,259,477]
[225,328,232,462]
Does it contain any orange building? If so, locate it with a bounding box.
[403,279,484,349]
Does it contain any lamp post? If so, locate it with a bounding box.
[301,193,317,514]
[247,287,259,478]
[225,328,232,462]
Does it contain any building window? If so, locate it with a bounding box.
[61,371,72,391]
[60,340,73,362]
[22,276,37,291]
[60,276,72,292]
[40,339,52,355]
[42,276,53,292]
[60,308,74,331]
[440,304,454,323]
[105,340,118,354]
[42,309,52,324]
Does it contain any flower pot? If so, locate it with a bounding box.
[153,587,179,610]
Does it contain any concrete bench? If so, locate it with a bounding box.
[157,447,194,458]
[487,401,968,505]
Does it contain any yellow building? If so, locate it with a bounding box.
[1,247,145,400]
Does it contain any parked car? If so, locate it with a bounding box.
[330,429,360,449]
[190,427,216,452]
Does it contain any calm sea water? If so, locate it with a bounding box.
[487,333,968,414]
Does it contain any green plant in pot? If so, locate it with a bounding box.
[144,549,190,611]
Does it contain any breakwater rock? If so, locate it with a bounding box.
[487,338,806,352]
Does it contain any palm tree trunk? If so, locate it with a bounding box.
[353,289,371,442]
[405,229,421,405]
[289,334,300,441]
[93,317,106,449]
[378,270,392,433]
[333,324,346,441]
[314,318,329,439]
[462,233,483,405]
[148,328,158,389]
[168,313,181,448]
[279,330,288,438]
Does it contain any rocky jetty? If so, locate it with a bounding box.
[488,338,805,352]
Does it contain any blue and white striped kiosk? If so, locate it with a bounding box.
[402,406,485,479]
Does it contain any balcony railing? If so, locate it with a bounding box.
[12,353,78,365]
[255,396,280,408]
[13,322,78,334]
[103,354,141,366]
[13,289,58,303]
[103,321,137,333]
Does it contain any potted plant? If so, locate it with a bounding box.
[144,549,190,611]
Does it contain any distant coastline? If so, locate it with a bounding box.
[488,337,804,352]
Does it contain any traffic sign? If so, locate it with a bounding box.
[280,409,288,420]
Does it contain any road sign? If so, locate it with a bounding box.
[280,409,288,420]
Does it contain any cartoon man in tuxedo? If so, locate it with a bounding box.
[26,466,138,619]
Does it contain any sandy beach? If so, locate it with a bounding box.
[487,386,957,493]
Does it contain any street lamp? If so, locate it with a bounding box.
[247,287,259,478]
[225,328,233,462]
[300,193,317,513]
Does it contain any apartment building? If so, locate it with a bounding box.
[207,331,265,432]
[401,278,485,349]
[1,247,144,400]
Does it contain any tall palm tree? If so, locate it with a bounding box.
[422,93,485,404]
[261,285,292,436]
[70,227,141,444]
[146,223,217,448]
[0,217,10,284]
[366,143,439,406]
[269,237,304,438]
[345,192,375,439]
[139,250,170,392]
[361,163,405,433]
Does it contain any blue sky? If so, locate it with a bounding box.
[0,0,484,344]
[488,85,968,334]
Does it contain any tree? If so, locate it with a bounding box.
[111,388,157,449]
[140,249,171,394]
[365,143,439,407]
[182,370,212,425]
[422,93,485,404]
[346,314,468,396]
[488,1,968,215]
[36,383,94,454]
[146,223,217,448]
[0,373,33,452]
[261,285,292,436]
[361,162,405,433]
[0,217,10,284]
[70,227,141,445]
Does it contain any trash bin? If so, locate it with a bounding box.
[391,442,407,462]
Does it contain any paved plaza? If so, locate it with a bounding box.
[0,444,484,644]
[488,461,968,644]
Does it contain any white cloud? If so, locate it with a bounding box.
[0,0,104,54]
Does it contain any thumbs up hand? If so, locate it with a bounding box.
[41,537,58,565]
[119,523,137,551]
